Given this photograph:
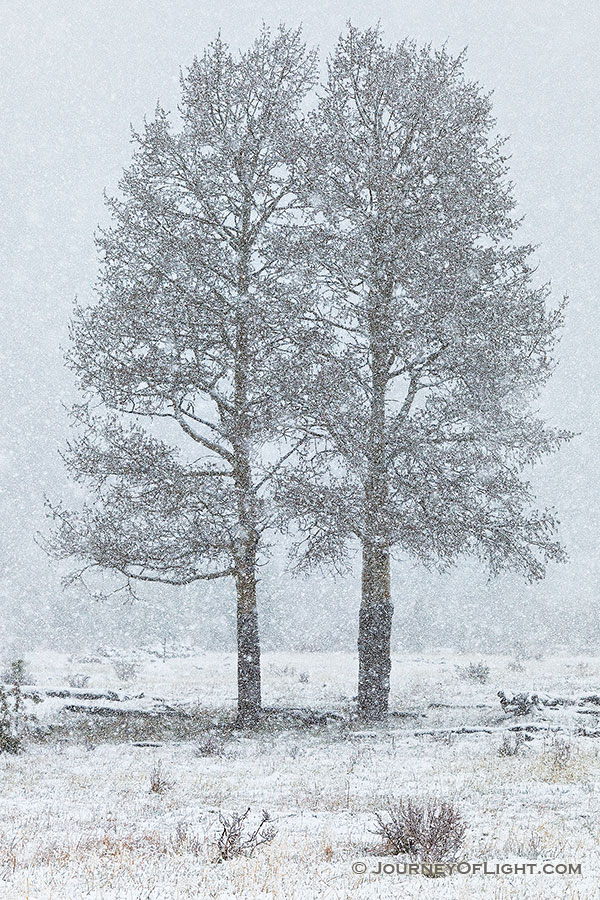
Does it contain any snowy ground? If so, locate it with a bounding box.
[1,648,599,898]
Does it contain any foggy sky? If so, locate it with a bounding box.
[1,0,599,653]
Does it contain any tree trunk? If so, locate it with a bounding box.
[357,274,393,722]
[358,539,393,721]
[232,229,262,726]
[235,540,261,726]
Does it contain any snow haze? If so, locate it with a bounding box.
[1,0,598,653]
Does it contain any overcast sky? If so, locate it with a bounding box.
[1,0,598,652]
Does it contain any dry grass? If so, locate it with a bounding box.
[534,737,594,783]
[0,650,598,899]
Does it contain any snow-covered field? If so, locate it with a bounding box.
[1,649,599,899]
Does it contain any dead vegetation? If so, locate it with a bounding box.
[371,798,466,861]
[0,681,26,753]
[456,661,490,684]
[149,760,172,794]
[216,808,276,860]
[497,731,530,757]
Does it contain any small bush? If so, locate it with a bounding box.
[508,659,524,673]
[429,731,455,746]
[298,671,310,684]
[268,663,296,678]
[547,735,572,770]
[195,734,226,757]
[112,659,137,682]
[68,673,90,689]
[149,760,172,794]
[0,682,26,753]
[216,808,276,861]
[372,798,466,862]
[2,659,32,686]
[497,732,528,757]
[456,662,490,684]
[170,822,204,856]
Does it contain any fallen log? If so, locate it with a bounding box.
[62,704,194,719]
[260,706,345,726]
[428,703,492,710]
[507,724,560,734]
[20,687,144,703]
[415,726,493,736]
[498,691,585,715]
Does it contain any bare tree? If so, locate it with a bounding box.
[47,27,316,725]
[280,25,569,721]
